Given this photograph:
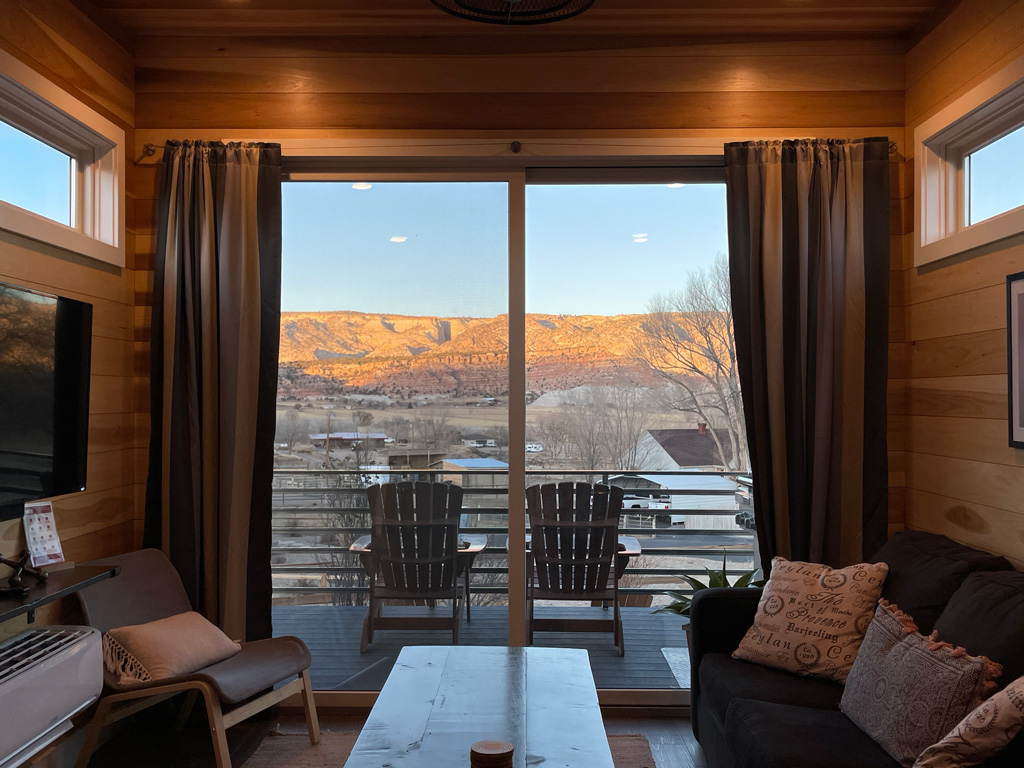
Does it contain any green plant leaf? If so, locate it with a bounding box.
[733,571,755,589]
[679,574,710,592]
[663,591,692,603]
[706,567,727,589]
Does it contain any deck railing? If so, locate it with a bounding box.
[270,468,757,607]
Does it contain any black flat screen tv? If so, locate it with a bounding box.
[0,282,92,521]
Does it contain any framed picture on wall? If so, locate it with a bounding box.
[1008,271,1024,448]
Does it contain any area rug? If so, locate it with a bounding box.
[662,646,691,688]
[243,732,655,767]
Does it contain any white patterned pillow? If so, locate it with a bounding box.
[732,557,888,681]
[914,676,1024,768]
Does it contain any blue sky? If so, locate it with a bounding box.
[281,181,728,317]
[969,127,1024,224]
[0,120,71,226]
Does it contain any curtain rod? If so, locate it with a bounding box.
[144,141,903,157]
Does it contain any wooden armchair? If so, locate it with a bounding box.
[73,549,319,768]
[360,481,466,652]
[526,482,626,655]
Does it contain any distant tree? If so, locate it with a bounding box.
[379,416,410,442]
[276,410,306,450]
[485,426,509,447]
[412,407,459,449]
[633,254,748,470]
[533,413,572,461]
[353,409,374,429]
[559,388,610,470]
[554,385,655,471]
[601,385,657,471]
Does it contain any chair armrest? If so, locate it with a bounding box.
[687,587,762,743]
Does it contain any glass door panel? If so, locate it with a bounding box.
[273,180,510,691]
[524,182,752,691]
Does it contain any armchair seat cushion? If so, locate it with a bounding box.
[191,636,311,704]
[108,635,312,705]
[699,653,844,726]
[725,699,900,768]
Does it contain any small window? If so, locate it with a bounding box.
[0,49,124,267]
[966,124,1024,226]
[0,120,72,226]
[915,55,1024,266]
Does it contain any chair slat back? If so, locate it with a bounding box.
[368,481,463,593]
[526,482,623,595]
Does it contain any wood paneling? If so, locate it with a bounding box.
[135,54,906,94]
[906,0,1024,129]
[905,375,1007,419]
[92,1,942,38]
[902,0,1024,566]
[136,90,905,132]
[0,1,137,634]
[0,0,133,126]
[907,329,1006,379]
[131,35,910,60]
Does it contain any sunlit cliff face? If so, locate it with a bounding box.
[277,310,727,398]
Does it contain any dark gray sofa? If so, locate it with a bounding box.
[688,531,1024,768]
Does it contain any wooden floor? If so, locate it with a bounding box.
[273,604,688,690]
[90,708,707,768]
[274,712,708,768]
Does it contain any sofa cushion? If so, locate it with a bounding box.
[733,557,888,682]
[699,652,844,726]
[871,532,1012,634]
[842,602,1002,767]
[934,572,1024,687]
[725,698,901,768]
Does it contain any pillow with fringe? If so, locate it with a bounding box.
[103,611,241,689]
[842,601,1003,767]
[913,675,1024,768]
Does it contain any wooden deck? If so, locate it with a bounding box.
[273,605,688,691]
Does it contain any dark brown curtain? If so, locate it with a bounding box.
[726,138,890,568]
[144,141,282,642]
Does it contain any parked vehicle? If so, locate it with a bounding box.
[610,472,742,529]
[735,474,753,507]
[525,443,543,453]
[734,474,755,529]
[621,494,671,511]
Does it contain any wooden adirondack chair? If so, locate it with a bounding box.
[360,481,466,652]
[526,481,626,656]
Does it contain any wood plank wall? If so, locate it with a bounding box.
[0,0,136,636]
[902,0,1024,569]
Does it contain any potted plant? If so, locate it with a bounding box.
[654,550,765,641]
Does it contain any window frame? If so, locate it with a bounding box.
[0,48,125,267]
[915,53,1024,266]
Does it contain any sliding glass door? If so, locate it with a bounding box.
[269,167,748,702]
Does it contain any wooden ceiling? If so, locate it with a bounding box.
[84,0,947,41]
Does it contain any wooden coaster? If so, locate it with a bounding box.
[470,740,514,768]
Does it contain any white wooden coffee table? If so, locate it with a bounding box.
[344,645,614,768]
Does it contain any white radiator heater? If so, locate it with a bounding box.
[0,627,103,768]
